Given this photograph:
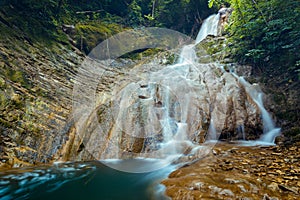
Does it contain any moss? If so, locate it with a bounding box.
[0,91,8,108]
[0,77,5,88]
[165,53,176,65]
[214,68,222,78]
[21,121,41,134]
[12,94,24,110]
[0,118,12,128]
[143,48,163,57]
[120,48,164,61]
[53,28,71,47]
[3,67,32,90]
[73,21,125,54]
[35,88,50,98]
[196,36,228,62]
[223,64,230,72]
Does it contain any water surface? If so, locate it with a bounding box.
[0,161,173,200]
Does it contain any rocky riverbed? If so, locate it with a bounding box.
[162,142,300,200]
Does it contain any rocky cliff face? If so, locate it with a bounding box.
[64,41,265,161]
[0,20,85,167]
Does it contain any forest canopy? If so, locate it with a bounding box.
[209,0,300,75]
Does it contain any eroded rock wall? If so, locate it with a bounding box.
[0,22,84,167]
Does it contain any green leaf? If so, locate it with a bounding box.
[208,0,215,8]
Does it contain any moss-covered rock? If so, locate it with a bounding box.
[196,35,230,62]
[73,21,125,54]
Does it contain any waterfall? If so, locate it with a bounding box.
[207,118,217,140]
[77,13,281,174]
[195,14,220,44]
[256,94,281,143]
[236,76,281,144]
[189,13,281,144]
[99,27,215,170]
[178,44,197,64]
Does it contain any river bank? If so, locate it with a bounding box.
[162,142,300,199]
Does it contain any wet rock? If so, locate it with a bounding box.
[79,57,265,158]
[237,184,247,192]
[278,184,299,194]
[267,182,279,192]
[219,189,234,197]
[62,24,75,34]
[0,76,5,87]
[212,149,218,155]
[275,135,286,145]
[208,185,222,194]
[263,194,279,200]
[0,25,84,167]
[191,182,204,190]
[163,143,300,200]
[225,178,241,184]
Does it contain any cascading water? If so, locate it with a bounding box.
[178,44,197,64]
[0,13,284,200]
[195,14,220,44]
[235,76,281,144]
[256,94,281,143]
[90,27,222,171]
[207,119,217,140]
[79,13,281,174]
[157,12,281,146]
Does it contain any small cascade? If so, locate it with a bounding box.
[178,44,197,64]
[237,124,246,140]
[254,94,281,143]
[256,94,276,132]
[235,76,281,144]
[195,14,220,44]
[207,119,217,140]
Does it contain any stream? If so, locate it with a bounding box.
[0,161,174,200]
[1,142,299,200]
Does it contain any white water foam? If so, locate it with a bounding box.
[233,75,281,144]
[196,14,220,44]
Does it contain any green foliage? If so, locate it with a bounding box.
[208,0,230,8]
[0,0,217,45]
[120,48,163,60]
[4,67,32,90]
[1,0,62,41]
[225,0,300,72]
[127,0,144,26]
[74,21,124,54]
[153,0,213,33]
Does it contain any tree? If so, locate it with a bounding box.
[127,0,144,26]
[217,0,300,72]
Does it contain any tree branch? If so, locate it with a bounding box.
[76,10,104,14]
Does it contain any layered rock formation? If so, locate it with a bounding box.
[0,21,84,167]
[66,42,264,160]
